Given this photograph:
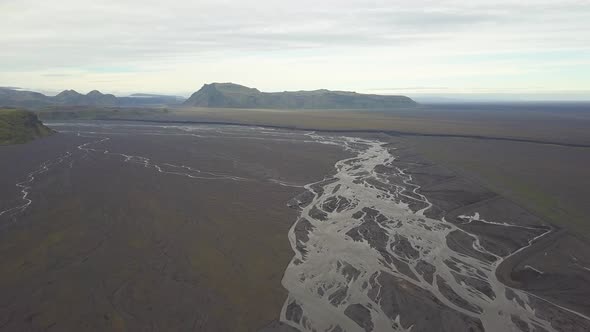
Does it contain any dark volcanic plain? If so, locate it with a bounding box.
[387,143,590,330]
[0,123,350,331]
[1,106,590,332]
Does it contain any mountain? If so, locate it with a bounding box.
[0,88,52,108]
[0,108,53,144]
[0,88,119,108]
[54,89,84,103]
[183,83,418,109]
[0,84,418,110]
[53,89,119,106]
[0,87,184,108]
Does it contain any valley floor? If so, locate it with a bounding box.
[0,121,589,331]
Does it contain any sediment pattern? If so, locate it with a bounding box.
[280,134,588,332]
[2,123,588,331]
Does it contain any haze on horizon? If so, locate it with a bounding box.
[1,0,590,101]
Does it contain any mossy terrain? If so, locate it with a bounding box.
[406,136,590,237]
[0,108,53,145]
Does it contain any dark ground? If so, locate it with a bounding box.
[0,124,349,332]
[37,102,590,238]
[2,108,590,331]
[386,141,590,330]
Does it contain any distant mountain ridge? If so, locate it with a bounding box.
[0,88,52,108]
[183,83,418,109]
[54,89,119,106]
[0,87,184,108]
[0,84,418,110]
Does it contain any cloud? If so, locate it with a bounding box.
[1,0,589,96]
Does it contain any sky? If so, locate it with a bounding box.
[1,0,590,100]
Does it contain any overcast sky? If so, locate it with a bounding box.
[1,0,589,98]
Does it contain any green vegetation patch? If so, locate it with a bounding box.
[0,108,53,145]
[407,136,590,236]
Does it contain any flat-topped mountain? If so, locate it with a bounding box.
[183,83,418,109]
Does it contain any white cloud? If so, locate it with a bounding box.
[1,0,589,96]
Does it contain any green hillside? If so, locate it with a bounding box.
[0,108,53,145]
[183,83,418,109]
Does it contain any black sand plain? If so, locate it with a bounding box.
[385,141,590,331]
[1,113,590,331]
[0,123,349,331]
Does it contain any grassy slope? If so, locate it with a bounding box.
[405,136,590,237]
[0,108,53,145]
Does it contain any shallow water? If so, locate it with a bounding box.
[280,133,581,332]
